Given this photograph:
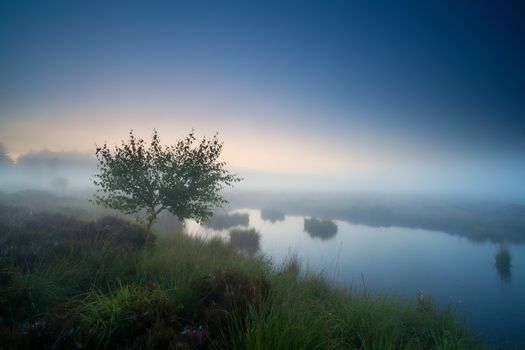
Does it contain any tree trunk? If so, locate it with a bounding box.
[145,214,156,245]
[144,207,166,246]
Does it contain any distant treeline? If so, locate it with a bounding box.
[0,147,96,193]
[226,190,525,244]
[202,212,249,230]
[260,208,285,222]
[1,189,524,244]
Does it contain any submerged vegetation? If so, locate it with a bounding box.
[0,204,484,349]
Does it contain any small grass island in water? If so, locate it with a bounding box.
[495,246,512,282]
[304,216,338,240]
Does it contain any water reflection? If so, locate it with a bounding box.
[495,245,512,282]
[303,217,338,240]
[226,191,525,244]
[260,208,285,223]
[202,213,249,230]
[186,208,525,345]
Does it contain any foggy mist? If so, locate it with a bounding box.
[1,144,524,199]
[1,1,525,348]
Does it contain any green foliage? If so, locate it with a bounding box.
[229,275,481,350]
[94,130,241,231]
[78,284,181,348]
[190,268,269,347]
[0,207,486,350]
[0,210,147,273]
[1,268,74,321]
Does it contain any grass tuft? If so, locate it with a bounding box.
[0,206,487,349]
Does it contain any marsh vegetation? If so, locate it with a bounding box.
[495,246,512,282]
[303,217,338,240]
[0,202,484,349]
[228,190,525,244]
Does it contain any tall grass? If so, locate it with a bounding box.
[78,284,181,348]
[227,272,480,350]
[0,206,487,349]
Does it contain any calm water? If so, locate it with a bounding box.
[187,209,525,347]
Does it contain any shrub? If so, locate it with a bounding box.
[495,246,512,282]
[303,217,338,240]
[0,212,148,272]
[229,228,260,255]
[191,268,269,344]
[78,285,181,348]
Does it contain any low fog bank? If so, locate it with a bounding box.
[222,189,525,244]
[0,185,523,246]
[1,145,525,200]
[235,156,525,200]
[0,148,96,195]
[1,147,524,244]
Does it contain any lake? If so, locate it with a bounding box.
[186,208,525,347]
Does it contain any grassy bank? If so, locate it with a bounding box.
[0,204,485,349]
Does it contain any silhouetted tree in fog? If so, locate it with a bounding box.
[93,129,241,238]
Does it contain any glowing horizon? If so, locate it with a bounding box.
[1,1,524,196]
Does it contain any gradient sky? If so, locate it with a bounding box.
[1,1,524,195]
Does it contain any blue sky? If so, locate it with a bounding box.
[1,1,524,195]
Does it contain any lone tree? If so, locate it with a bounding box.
[93,130,240,236]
